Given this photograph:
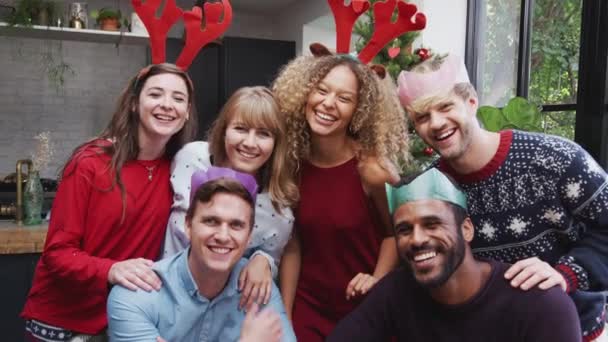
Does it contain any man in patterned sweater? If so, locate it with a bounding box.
[397,54,608,341]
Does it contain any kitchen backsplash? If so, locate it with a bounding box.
[0,36,147,179]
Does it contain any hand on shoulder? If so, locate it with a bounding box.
[357,153,400,187]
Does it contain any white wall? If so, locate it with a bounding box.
[282,0,468,58]
[419,0,468,58]
[276,0,331,55]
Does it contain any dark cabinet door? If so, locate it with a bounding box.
[0,253,41,341]
[164,36,295,138]
[166,38,221,137]
[219,37,295,103]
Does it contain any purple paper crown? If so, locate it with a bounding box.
[190,167,258,204]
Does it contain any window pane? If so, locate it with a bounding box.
[475,0,521,107]
[529,0,582,105]
[541,110,576,140]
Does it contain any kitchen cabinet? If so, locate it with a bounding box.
[165,36,296,136]
[0,253,41,341]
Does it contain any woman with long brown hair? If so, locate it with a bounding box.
[21,63,198,341]
[164,86,299,309]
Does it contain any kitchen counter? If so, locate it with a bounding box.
[0,221,48,254]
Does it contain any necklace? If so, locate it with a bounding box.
[136,160,161,181]
[144,165,157,181]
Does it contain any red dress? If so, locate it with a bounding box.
[293,158,385,341]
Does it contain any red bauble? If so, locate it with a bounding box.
[417,48,430,61]
[423,147,434,156]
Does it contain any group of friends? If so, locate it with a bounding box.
[18,0,608,341]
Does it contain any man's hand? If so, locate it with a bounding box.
[240,303,282,342]
[239,255,273,309]
[108,258,161,291]
[505,257,567,291]
[345,273,378,300]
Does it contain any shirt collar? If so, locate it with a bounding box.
[177,247,243,300]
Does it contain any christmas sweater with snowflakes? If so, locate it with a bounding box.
[438,130,608,341]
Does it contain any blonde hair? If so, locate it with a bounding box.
[406,57,477,115]
[207,86,298,211]
[272,55,410,175]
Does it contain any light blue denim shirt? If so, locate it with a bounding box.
[107,248,296,342]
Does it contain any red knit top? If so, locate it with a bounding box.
[21,143,172,334]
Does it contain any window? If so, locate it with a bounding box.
[467,0,582,141]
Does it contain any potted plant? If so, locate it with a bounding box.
[92,7,122,31]
[7,0,57,26]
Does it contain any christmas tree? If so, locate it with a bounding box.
[353,0,437,173]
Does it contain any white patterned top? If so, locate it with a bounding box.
[162,141,294,278]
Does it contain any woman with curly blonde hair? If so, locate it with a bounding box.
[272,49,410,341]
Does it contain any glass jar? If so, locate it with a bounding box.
[24,171,44,226]
[69,2,88,29]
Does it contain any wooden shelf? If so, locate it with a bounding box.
[0,22,149,45]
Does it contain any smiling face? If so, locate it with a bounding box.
[393,199,471,288]
[137,73,190,145]
[409,92,478,161]
[186,192,253,278]
[305,64,359,138]
[224,116,275,175]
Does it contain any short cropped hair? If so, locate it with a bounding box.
[186,178,255,229]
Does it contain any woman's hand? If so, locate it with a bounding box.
[358,154,400,186]
[108,258,162,291]
[345,273,379,300]
[239,254,273,309]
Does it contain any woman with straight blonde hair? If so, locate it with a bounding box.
[164,85,298,308]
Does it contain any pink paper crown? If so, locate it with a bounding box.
[190,167,258,204]
[397,54,470,107]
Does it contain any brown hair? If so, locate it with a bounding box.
[207,86,298,211]
[186,178,255,229]
[272,55,410,176]
[61,63,198,220]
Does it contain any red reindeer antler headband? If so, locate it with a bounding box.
[132,0,233,71]
[328,0,426,64]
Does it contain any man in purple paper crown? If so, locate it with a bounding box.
[107,167,296,342]
[396,54,608,341]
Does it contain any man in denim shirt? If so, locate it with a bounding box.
[107,167,296,342]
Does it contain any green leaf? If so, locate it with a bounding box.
[502,97,542,128]
[477,106,509,132]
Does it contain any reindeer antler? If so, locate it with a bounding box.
[357,0,426,64]
[132,0,183,64]
[328,0,370,54]
[175,0,233,70]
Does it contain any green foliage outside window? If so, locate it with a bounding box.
[480,0,581,140]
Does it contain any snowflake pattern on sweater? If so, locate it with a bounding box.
[438,130,608,340]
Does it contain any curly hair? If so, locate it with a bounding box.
[272,55,410,176]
